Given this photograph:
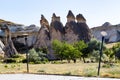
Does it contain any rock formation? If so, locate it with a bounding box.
[67,10,75,22]
[0,40,5,54]
[1,24,18,57]
[50,13,64,41]
[0,10,92,59]
[91,22,120,43]
[34,15,50,49]
[0,22,39,56]
[76,14,91,42]
[65,10,91,43]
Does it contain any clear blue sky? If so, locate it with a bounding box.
[0,0,120,28]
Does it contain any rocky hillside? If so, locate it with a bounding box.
[0,20,39,57]
[91,22,120,43]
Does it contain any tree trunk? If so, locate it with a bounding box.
[73,59,76,63]
[67,59,70,63]
[82,56,86,63]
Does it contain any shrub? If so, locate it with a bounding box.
[11,64,16,68]
[37,69,45,73]
[83,68,96,77]
[29,48,41,63]
[64,72,71,75]
[102,64,111,68]
[0,55,4,60]
[3,58,17,63]
[4,65,8,68]
[11,54,22,58]
[21,58,27,63]
[108,69,120,75]
[28,48,48,64]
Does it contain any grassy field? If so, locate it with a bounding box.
[0,61,120,78]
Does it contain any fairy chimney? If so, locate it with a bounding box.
[50,13,64,41]
[67,10,75,22]
[76,14,86,23]
[40,14,49,30]
[52,13,60,22]
[34,15,50,48]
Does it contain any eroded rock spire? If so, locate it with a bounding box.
[67,10,75,22]
[52,13,60,22]
[40,14,49,29]
[76,14,86,23]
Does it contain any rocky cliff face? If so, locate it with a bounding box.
[91,22,120,43]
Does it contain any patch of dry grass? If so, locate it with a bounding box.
[0,62,120,78]
[105,42,118,48]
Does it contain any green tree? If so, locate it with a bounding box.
[74,41,88,63]
[111,42,120,60]
[88,38,106,53]
[104,48,114,61]
[63,43,79,63]
[52,40,64,60]
[52,40,80,63]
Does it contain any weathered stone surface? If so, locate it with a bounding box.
[76,23,91,42]
[34,15,50,48]
[65,21,79,43]
[102,22,112,27]
[67,10,75,22]
[50,13,64,41]
[76,14,86,23]
[0,40,5,54]
[2,25,18,57]
[65,11,91,43]
[91,23,120,43]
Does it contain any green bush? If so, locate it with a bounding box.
[0,55,4,60]
[11,54,22,58]
[102,64,111,68]
[102,63,115,68]
[108,68,120,75]
[37,69,45,73]
[11,64,16,68]
[83,68,96,77]
[64,72,71,75]
[3,58,17,63]
[28,48,48,64]
[21,58,27,63]
[4,65,8,68]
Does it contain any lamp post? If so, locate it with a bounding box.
[23,34,29,73]
[97,31,107,77]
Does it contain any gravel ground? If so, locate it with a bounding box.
[0,74,120,80]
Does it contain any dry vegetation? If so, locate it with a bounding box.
[0,61,120,78]
[105,42,118,48]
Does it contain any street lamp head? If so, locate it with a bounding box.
[101,31,107,37]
